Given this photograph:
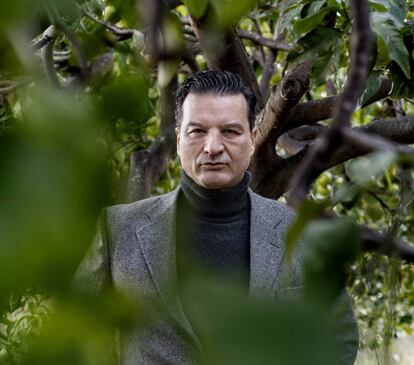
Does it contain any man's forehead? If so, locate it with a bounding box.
[182,93,248,120]
[183,92,246,104]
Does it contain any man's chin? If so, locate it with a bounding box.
[197,173,234,189]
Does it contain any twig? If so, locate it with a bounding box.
[250,13,266,65]
[82,8,135,40]
[237,29,293,51]
[41,25,60,88]
[0,79,29,95]
[30,35,53,51]
[0,81,25,95]
[260,0,289,100]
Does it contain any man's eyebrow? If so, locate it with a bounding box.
[186,121,245,130]
[222,122,245,130]
[187,121,205,128]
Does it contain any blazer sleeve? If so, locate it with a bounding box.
[331,290,360,365]
[72,208,112,294]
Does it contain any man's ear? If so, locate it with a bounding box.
[250,127,257,155]
[175,126,180,157]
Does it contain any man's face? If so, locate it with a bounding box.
[176,93,257,189]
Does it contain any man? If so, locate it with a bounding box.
[75,70,358,364]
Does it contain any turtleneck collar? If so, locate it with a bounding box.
[180,171,251,218]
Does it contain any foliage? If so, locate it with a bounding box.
[0,293,50,364]
[0,0,414,364]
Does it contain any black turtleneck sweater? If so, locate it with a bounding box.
[176,171,251,289]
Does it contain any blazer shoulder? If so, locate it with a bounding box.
[105,189,178,232]
[249,190,296,223]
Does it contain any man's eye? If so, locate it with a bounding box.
[223,129,239,135]
[188,129,205,135]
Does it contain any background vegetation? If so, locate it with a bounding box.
[1,0,414,364]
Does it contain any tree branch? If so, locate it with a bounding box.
[89,49,115,83]
[254,61,312,147]
[125,77,178,202]
[237,29,292,51]
[258,1,287,100]
[360,225,414,264]
[188,9,263,109]
[289,0,371,206]
[278,125,326,156]
[341,127,414,157]
[250,61,312,188]
[30,34,53,52]
[0,79,30,95]
[284,79,392,132]
[250,14,266,66]
[254,116,414,199]
[82,9,135,40]
[41,25,60,88]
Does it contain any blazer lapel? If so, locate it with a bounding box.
[135,189,197,340]
[248,190,285,299]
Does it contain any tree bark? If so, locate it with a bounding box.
[253,116,414,199]
[125,77,178,202]
[250,61,312,189]
[188,10,264,109]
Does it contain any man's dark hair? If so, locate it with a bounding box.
[175,70,257,130]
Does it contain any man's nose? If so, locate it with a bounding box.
[203,132,224,155]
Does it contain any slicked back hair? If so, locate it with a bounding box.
[175,70,257,131]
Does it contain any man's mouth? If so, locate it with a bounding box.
[201,162,228,167]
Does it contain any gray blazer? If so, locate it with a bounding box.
[75,187,358,364]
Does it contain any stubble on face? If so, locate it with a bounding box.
[176,93,256,189]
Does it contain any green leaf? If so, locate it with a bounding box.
[287,27,344,85]
[100,71,150,122]
[210,0,258,26]
[0,87,109,297]
[369,0,406,25]
[326,0,342,8]
[387,19,414,97]
[302,218,361,305]
[332,184,360,206]
[184,0,207,18]
[390,58,414,98]
[0,0,40,25]
[180,275,340,365]
[294,1,336,34]
[301,0,326,17]
[54,0,81,24]
[371,12,411,79]
[369,0,388,12]
[285,200,328,260]
[278,2,305,35]
[294,8,333,34]
[157,60,180,88]
[346,150,398,187]
[359,71,382,107]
